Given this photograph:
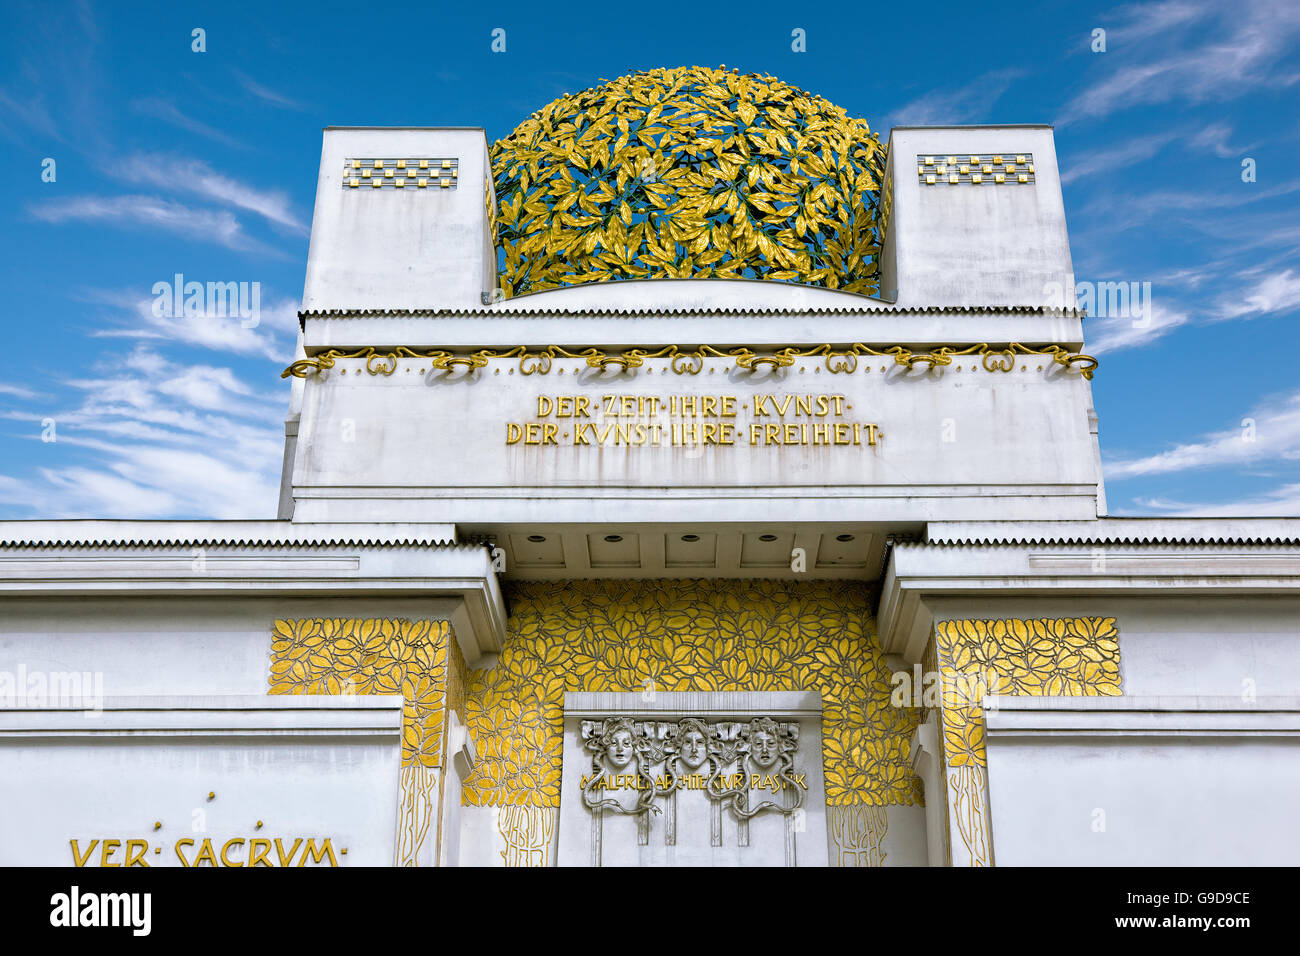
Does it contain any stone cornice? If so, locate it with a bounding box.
[0,535,505,664]
[0,520,458,549]
[878,536,1300,660]
[923,517,1300,546]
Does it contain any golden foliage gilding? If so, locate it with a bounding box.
[491,66,886,297]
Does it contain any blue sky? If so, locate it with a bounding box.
[1,0,1298,519]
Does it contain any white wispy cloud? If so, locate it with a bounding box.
[1060,0,1300,124]
[83,289,299,363]
[1104,0,1209,41]
[1106,389,1300,478]
[1060,131,1179,185]
[1148,265,1222,291]
[1060,123,1254,185]
[1214,267,1300,320]
[0,451,280,520]
[0,346,284,519]
[1084,179,1300,229]
[0,87,62,142]
[232,69,307,111]
[1074,261,1300,356]
[1085,302,1190,354]
[109,153,307,233]
[131,97,245,149]
[1133,483,1300,516]
[0,2,102,149]
[29,194,283,255]
[884,69,1024,128]
[0,383,40,400]
[1188,122,1250,158]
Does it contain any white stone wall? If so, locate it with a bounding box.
[0,697,403,867]
[290,333,1102,525]
[0,595,460,698]
[882,127,1072,308]
[302,128,495,312]
[983,697,1300,865]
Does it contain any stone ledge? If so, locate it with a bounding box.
[0,694,405,736]
[564,690,822,719]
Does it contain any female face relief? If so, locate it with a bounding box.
[606,729,635,768]
[679,728,708,769]
[750,730,779,769]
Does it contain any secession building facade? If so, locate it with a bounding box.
[3,67,1298,867]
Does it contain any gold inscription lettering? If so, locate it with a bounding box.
[505,393,880,453]
[99,839,121,867]
[192,838,218,867]
[298,838,338,867]
[275,837,302,867]
[70,839,98,867]
[124,840,150,868]
[220,838,245,868]
[249,838,273,867]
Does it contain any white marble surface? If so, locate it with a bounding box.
[302,128,495,312]
[882,127,1072,308]
[0,696,403,867]
[984,696,1300,865]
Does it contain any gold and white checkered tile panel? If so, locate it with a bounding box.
[916,153,1035,186]
[342,158,460,189]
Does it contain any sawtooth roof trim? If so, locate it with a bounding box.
[918,518,1300,547]
[299,305,1085,320]
[0,521,459,549]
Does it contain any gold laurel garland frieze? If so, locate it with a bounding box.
[282,343,1098,380]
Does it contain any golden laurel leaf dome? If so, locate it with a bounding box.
[489,66,886,299]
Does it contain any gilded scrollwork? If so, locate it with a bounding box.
[497,805,557,867]
[827,804,889,867]
[283,341,1097,380]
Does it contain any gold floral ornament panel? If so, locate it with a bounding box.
[268,618,456,770]
[462,580,921,808]
[933,617,1122,768]
[490,66,886,297]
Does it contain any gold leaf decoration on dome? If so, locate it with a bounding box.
[461,580,921,809]
[490,66,886,298]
